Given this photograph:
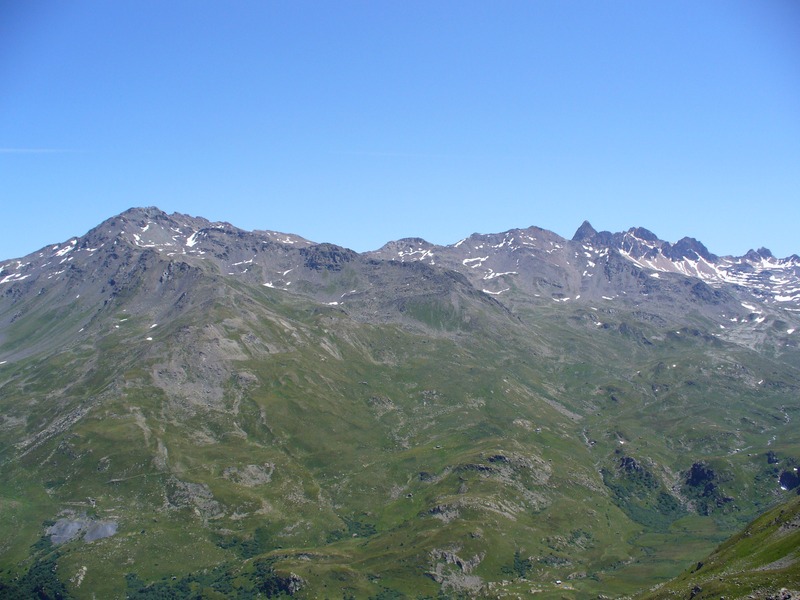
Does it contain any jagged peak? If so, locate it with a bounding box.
[629,227,659,242]
[662,237,717,262]
[572,220,597,242]
[744,247,773,261]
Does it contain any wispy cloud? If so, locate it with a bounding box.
[0,148,75,154]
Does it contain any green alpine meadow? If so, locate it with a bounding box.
[1,208,799,599]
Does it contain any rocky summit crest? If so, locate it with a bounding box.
[571,219,598,242]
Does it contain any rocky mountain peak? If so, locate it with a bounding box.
[629,226,659,242]
[119,206,170,220]
[380,237,434,251]
[662,237,717,262]
[744,247,774,260]
[572,220,598,242]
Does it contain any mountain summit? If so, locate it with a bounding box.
[571,219,598,242]
[1,208,799,599]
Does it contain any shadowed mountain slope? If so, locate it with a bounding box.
[637,493,800,599]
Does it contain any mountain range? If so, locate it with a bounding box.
[1,207,799,599]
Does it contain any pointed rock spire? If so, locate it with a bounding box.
[572,220,597,242]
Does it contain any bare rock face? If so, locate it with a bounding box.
[301,243,357,271]
[165,478,224,520]
[429,547,486,594]
[223,463,275,487]
[571,220,598,242]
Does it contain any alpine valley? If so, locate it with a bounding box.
[1,207,799,599]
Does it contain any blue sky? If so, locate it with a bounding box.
[2,1,799,260]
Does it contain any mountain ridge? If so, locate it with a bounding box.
[3,206,798,266]
[3,208,799,311]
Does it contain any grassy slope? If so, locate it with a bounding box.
[1,276,799,599]
[637,493,800,599]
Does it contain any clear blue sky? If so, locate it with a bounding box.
[2,1,799,260]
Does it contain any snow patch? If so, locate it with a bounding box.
[462,256,488,268]
[483,271,517,280]
[185,231,201,247]
[232,256,256,266]
[54,239,77,257]
[0,272,30,284]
